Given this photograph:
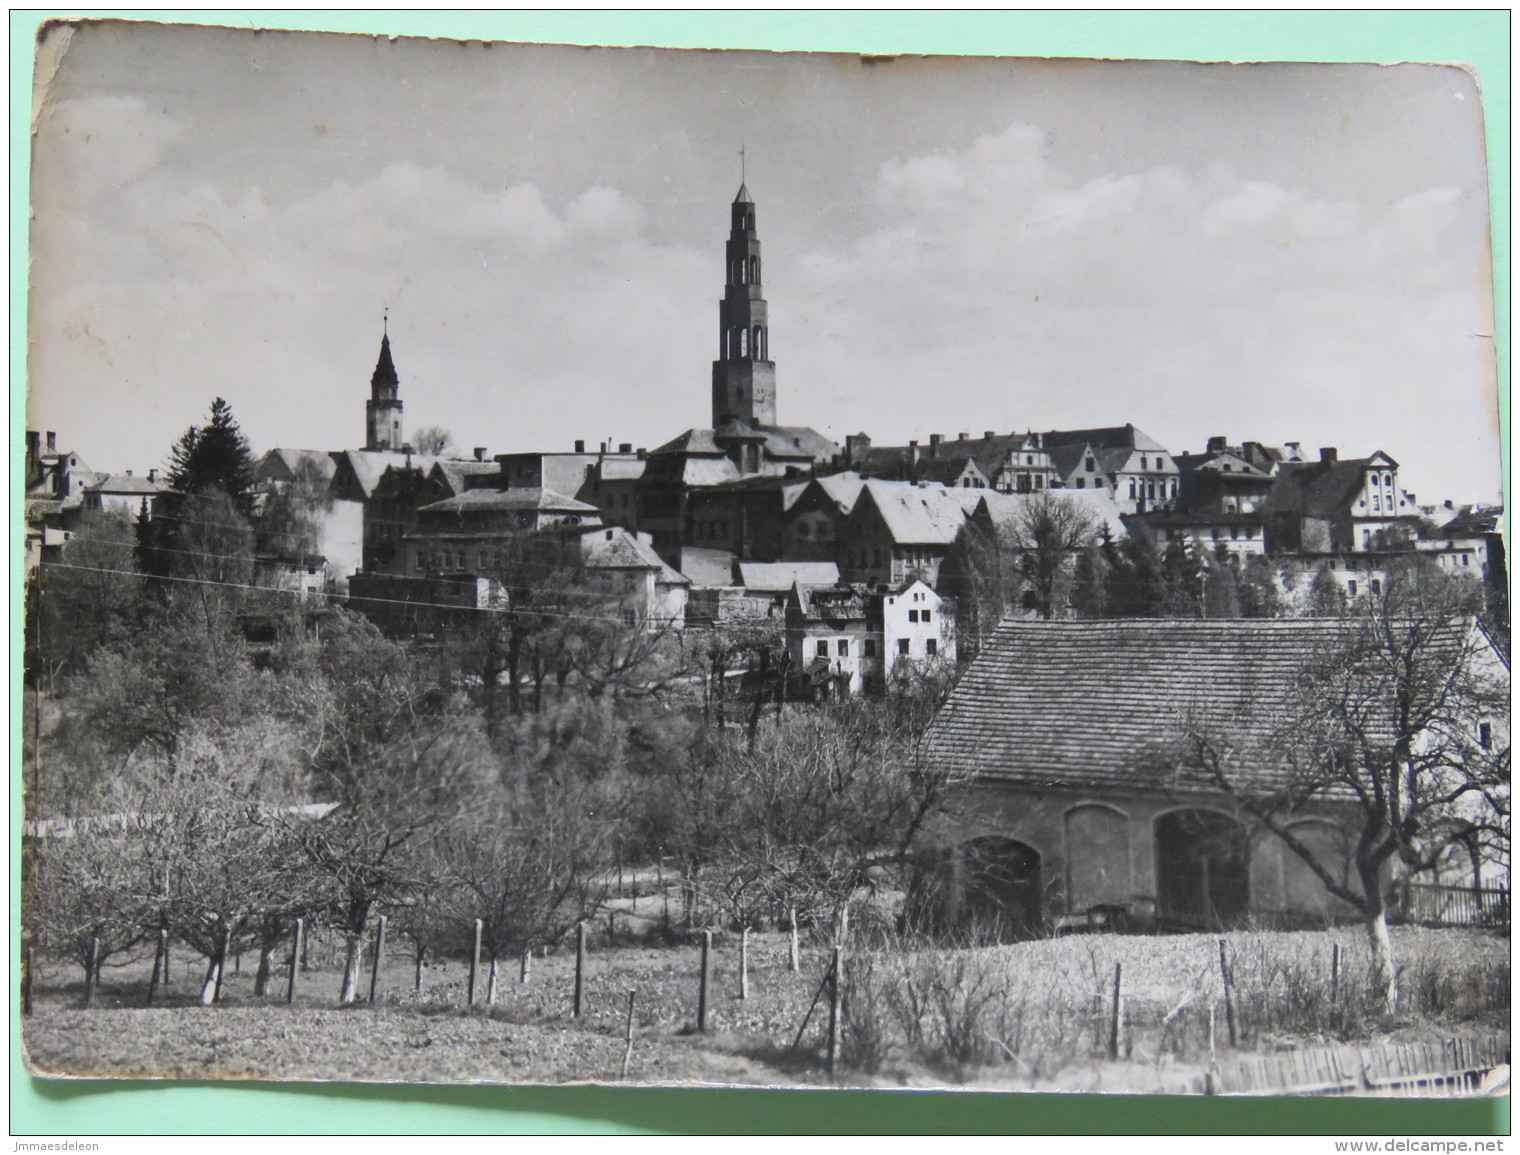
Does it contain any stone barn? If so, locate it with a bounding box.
[920,617,1502,939]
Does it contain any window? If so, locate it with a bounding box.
[1480,722,1493,750]
[1370,579,1381,595]
[897,639,910,655]
[922,610,931,623]
[907,610,918,622]
[864,639,877,658]
[873,549,883,567]
[1128,479,1137,499]
[926,638,938,656]
[1347,580,1357,596]
[816,641,829,658]
[838,640,849,657]
[1076,478,1086,489]
[1462,554,1470,567]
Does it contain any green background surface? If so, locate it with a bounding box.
[10,9,1510,1136]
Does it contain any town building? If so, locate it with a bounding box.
[922,617,1508,938]
[1262,448,1421,554]
[836,479,983,588]
[783,577,958,697]
[1041,424,1179,514]
[82,470,173,521]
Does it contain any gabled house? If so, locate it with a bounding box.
[1041,424,1179,514]
[923,617,1509,939]
[783,577,957,697]
[82,470,174,521]
[1135,445,1275,558]
[1262,448,1420,555]
[836,480,983,588]
[780,472,865,563]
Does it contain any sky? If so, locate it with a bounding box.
[26,20,1503,504]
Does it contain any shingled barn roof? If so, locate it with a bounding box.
[924,617,1477,794]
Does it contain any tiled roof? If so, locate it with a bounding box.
[791,582,869,623]
[85,473,174,495]
[257,448,338,483]
[430,460,501,495]
[581,527,690,583]
[973,490,1129,542]
[1264,457,1381,520]
[337,450,438,499]
[858,480,978,545]
[785,471,865,513]
[1040,424,1168,453]
[739,561,840,593]
[419,488,598,514]
[924,617,1473,793]
[651,425,838,464]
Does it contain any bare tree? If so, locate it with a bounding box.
[1160,563,1508,1013]
[411,425,453,457]
[1008,492,1102,620]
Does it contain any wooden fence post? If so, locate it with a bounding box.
[162,933,171,984]
[1330,942,1341,1004]
[520,948,532,985]
[146,928,167,1007]
[300,926,309,973]
[697,928,712,1033]
[22,946,34,1017]
[469,919,483,1007]
[1108,962,1124,1059]
[826,945,843,1080]
[487,957,499,1006]
[287,919,303,1005]
[84,936,100,1008]
[414,944,426,993]
[789,907,800,973]
[573,921,587,1018]
[740,927,750,1000]
[620,989,637,1080]
[1218,939,1237,1048]
[368,915,387,1005]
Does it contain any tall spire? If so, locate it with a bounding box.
[365,315,404,451]
[711,173,776,429]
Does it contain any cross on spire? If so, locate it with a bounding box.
[739,143,746,184]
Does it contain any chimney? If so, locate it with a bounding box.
[473,446,487,462]
[1207,435,1227,454]
[574,439,585,454]
[928,433,942,458]
[125,470,133,477]
[908,439,920,467]
[957,432,968,442]
[984,430,996,441]
[637,448,646,459]
[1285,441,1301,456]
[1319,447,1338,463]
[619,442,632,454]
[46,431,56,454]
[147,469,157,483]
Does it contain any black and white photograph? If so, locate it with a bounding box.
[20,18,1509,1097]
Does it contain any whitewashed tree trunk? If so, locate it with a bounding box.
[338,933,364,1005]
[198,956,220,1006]
[1365,910,1398,1015]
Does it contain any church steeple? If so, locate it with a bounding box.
[711,175,776,429]
[365,314,404,451]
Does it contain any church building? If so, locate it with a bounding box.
[640,182,838,561]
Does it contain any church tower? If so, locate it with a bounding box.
[711,182,777,429]
[365,318,404,451]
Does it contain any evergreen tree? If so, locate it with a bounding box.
[1202,555,1242,618]
[1160,538,1205,617]
[166,397,257,515]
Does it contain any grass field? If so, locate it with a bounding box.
[20,925,1509,1092]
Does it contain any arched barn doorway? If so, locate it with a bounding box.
[1155,810,1250,929]
[960,837,1043,943]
